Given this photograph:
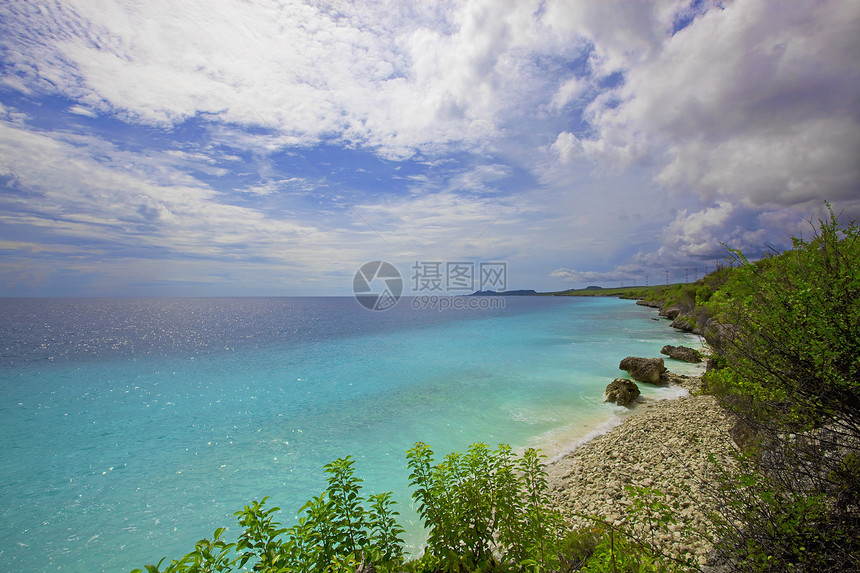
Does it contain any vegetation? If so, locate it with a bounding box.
[701,208,860,571]
[133,207,859,572]
[132,444,692,573]
[544,285,668,299]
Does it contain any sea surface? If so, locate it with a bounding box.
[0,296,701,572]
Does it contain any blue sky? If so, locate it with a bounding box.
[1,0,858,296]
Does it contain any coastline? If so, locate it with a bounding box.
[546,374,735,564]
[543,304,737,565]
[530,317,708,463]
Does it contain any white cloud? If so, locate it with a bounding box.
[0,120,347,268]
[445,163,510,193]
[575,0,860,211]
[659,201,736,259]
[550,76,588,112]
[543,0,691,74]
[0,102,28,124]
[550,131,582,163]
[353,189,530,261]
[66,104,98,118]
[0,0,573,160]
[241,178,309,196]
[2,0,858,294]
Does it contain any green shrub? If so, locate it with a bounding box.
[133,443,573,573]
[707,452,860,573]
[405,441,565,572]
[707,207,860,433]
[704,205,860,572]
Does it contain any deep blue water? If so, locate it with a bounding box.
[0,296,700,572]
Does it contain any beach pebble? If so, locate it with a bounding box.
[546,374,735,564]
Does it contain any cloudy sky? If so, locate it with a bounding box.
[1,0,858,296]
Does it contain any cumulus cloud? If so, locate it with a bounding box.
[549,76,588,112]
[0,120,342,266]
[536,0,860,280]
[659,201,736,259]
[550,131,582,163]
[574,0,860,211]
[0,0,572,160]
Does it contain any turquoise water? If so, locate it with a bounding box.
[0,296,700,571]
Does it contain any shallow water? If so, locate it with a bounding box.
[0,296,700,571]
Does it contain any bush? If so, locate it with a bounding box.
[132,457,405,573]
[405,441,565,571]
[707,207,860,434]
[703,205,860,571]
[133,443,576,573]
[707,452,859,573]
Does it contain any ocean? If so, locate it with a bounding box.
[0,296,701,572]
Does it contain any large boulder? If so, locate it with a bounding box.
[604,378,641,406]
[729,418,758,451]
[619,356,667,384]
[660,344,703,363]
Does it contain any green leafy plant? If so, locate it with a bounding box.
[130,526,236,573]
[405,441,566,572]
[701,205,860,572]
[705,452,855,573]
[134,443,576,573]
[233,497,288,570]
[706,206,860,434]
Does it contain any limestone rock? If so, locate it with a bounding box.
[604,378,641,406]
[661,344,703,363]
[661,371,699,390]
[619,356,667,384]
[670,314,695,332]
[660,306,682,320]
[729,418,758,451]
[546,380,736,565]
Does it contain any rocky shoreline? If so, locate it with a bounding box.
[545,371,737,566]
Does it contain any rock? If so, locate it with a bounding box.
[729,418,758,451]
[660,371,699,390]
[660,306,682,320]
[619,357,667,384]
[670,314,695,331]
[636,300,661,308]
[546,383,736,564]
[660,344,702,363]
[604,378,641,406]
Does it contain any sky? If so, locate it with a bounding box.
[1,0,859,297]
